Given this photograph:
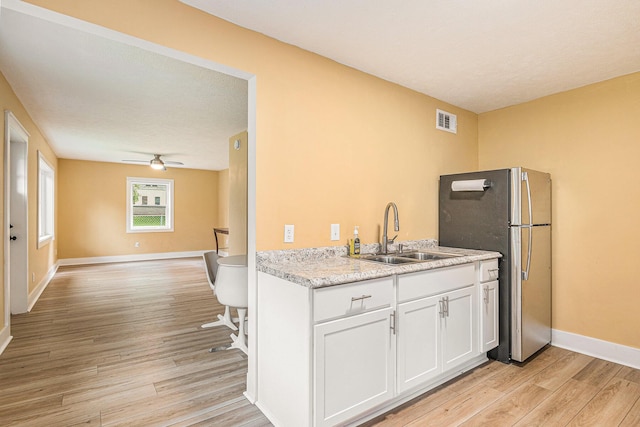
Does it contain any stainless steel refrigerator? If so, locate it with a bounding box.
[439,168,551,363]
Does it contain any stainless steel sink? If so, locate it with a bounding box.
[358,251,462,265]
[359,255,418,264]
[399,251,460,261]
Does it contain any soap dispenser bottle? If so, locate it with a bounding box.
[352,226,361,257]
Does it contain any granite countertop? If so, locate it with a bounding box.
[256,239,501,289]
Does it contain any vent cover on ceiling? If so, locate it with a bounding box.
[436,109,457,134]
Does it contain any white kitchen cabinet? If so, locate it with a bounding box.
[480,280,499,352]
[396,295,440,392]
[441,286,477,370]
[256,256,499,427]
[479,259,499,352]
[256,273,395,427]
[396,265,477,394]
[314,307,395,427]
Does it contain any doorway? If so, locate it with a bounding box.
[4,111,29,316]
[1,0,257,396]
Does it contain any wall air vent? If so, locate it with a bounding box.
[436,109,457,134]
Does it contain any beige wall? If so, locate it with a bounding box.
[228,131,247,255]
[58,159,220,258]
[217,169,229,230]
[479,72,640,349]
[25,0,479,251]
[1,71,59,326]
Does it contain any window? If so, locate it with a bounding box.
[126,177,174,233]
[38,152,55,247]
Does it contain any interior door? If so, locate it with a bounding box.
[5,112,29,315]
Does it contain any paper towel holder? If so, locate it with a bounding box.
[451,179,492,192]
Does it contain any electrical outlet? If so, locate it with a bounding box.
[331,224,340,241]
[284,224,294,243]
[135,242,140,248]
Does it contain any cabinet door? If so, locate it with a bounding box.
[442,286,477,370]
[396,295,441,394]
[314,307,395,427]
[480,280,499,352]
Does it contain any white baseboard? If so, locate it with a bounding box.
[552,329,640,369]
[28,262,59,311]
[58,250,207,266]
[0,324,13,356]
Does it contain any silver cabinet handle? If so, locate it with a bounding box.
[351,294,372,302]
[390,310,396,335]
[440,296,450,318]
[483,285,489,304]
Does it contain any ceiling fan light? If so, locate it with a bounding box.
[150,155,166,170]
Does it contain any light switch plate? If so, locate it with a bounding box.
[284,224,294,243]
[330,224,340,241]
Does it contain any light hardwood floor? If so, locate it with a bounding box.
[367,345,640,427]
[1,258,639,426]
[0,258,270,426]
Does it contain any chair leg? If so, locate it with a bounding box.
[228,307,248,355]
[201,305,239,331]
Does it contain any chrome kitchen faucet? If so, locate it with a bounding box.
[381,202,399,254]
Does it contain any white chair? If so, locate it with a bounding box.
[213,255,248,355]
[201,251,238,331]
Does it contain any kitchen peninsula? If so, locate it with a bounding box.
[255,240,501,427]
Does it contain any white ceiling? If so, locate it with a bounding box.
[1,1,639,171]
[182,0,640,113]
[0,2,248,171]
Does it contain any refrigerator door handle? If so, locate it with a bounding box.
[522,226,532,281]
[522,171,533,281]
[523,171,533,226]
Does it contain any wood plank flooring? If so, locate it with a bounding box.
[0,258,270,426]
[366,346,640,426]
[1,257,639,426]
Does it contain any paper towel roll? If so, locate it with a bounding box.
[451,179,490,192]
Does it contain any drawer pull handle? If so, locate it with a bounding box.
[351,294,372,302]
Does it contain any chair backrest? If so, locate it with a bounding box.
[202,251,219,288]
[215,263,248,309]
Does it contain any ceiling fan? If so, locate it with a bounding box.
[122,154,184,171]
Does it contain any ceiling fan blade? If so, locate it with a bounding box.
[122,159,148,164]
[164,161,184,166]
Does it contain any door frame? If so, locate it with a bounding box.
[4,110,29,325]
[2,0,258,395]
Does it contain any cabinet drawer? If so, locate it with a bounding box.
[398,264,475,302]
[313,277,394,323]
[480,259,499,282]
